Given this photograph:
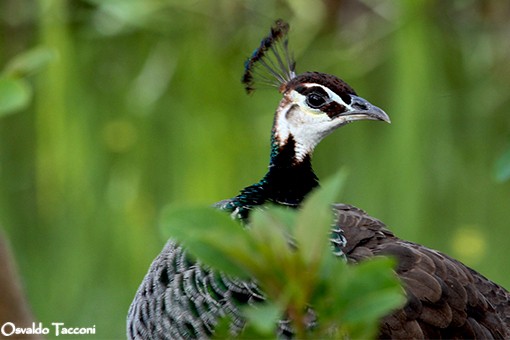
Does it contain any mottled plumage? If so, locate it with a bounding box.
[127,240,263,338]
[127,205,510,339]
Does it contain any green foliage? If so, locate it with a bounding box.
[1,1,510,338]
[3,46,55,78]
[161,173,405,339]
[0,77,31,117]
[495,146,510,182]
[0,46,54,116]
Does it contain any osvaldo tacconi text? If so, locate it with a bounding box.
[1,322,96,337]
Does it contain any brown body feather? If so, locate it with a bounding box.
[335,203,510,339]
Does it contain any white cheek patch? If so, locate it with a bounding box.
[274,95,347,162]
[273,86,355,162]
[285,108,326,160]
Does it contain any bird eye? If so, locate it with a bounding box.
[306,93,327,109]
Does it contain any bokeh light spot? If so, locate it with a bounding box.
[102,119,138,153]
[451,226,486,265]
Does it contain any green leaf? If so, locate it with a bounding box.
[247,207,300,299]
[159,205,256,279]
[341,258,405,322]
[495,146,510,182]
[311,257,404,338]
[342,289,404,324]
[0,77,31,117]
[294,170,347,266]
[159,173,405,340]
[3,46,56,77]
[211,316,233,340]
[242,302,282,336]
[260,204,297,233]
[344,257,402,299]
[250,207,294,262]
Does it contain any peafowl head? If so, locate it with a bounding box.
[243,19,390,163]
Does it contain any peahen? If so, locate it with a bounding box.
[127,20,510,339]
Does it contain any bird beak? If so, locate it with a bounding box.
[339,95,391,123]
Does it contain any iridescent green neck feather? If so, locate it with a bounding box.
[215,133,318,220]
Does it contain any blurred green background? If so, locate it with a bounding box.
[1,0,510,338]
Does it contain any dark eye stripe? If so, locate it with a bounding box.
[322,101,347,118]
[339,92,352,105]
[294,84,347,117]
[294,85,329,98]
[294,83,353,105]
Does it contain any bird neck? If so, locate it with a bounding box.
[265,134,319,205]
[222,133,319,220]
